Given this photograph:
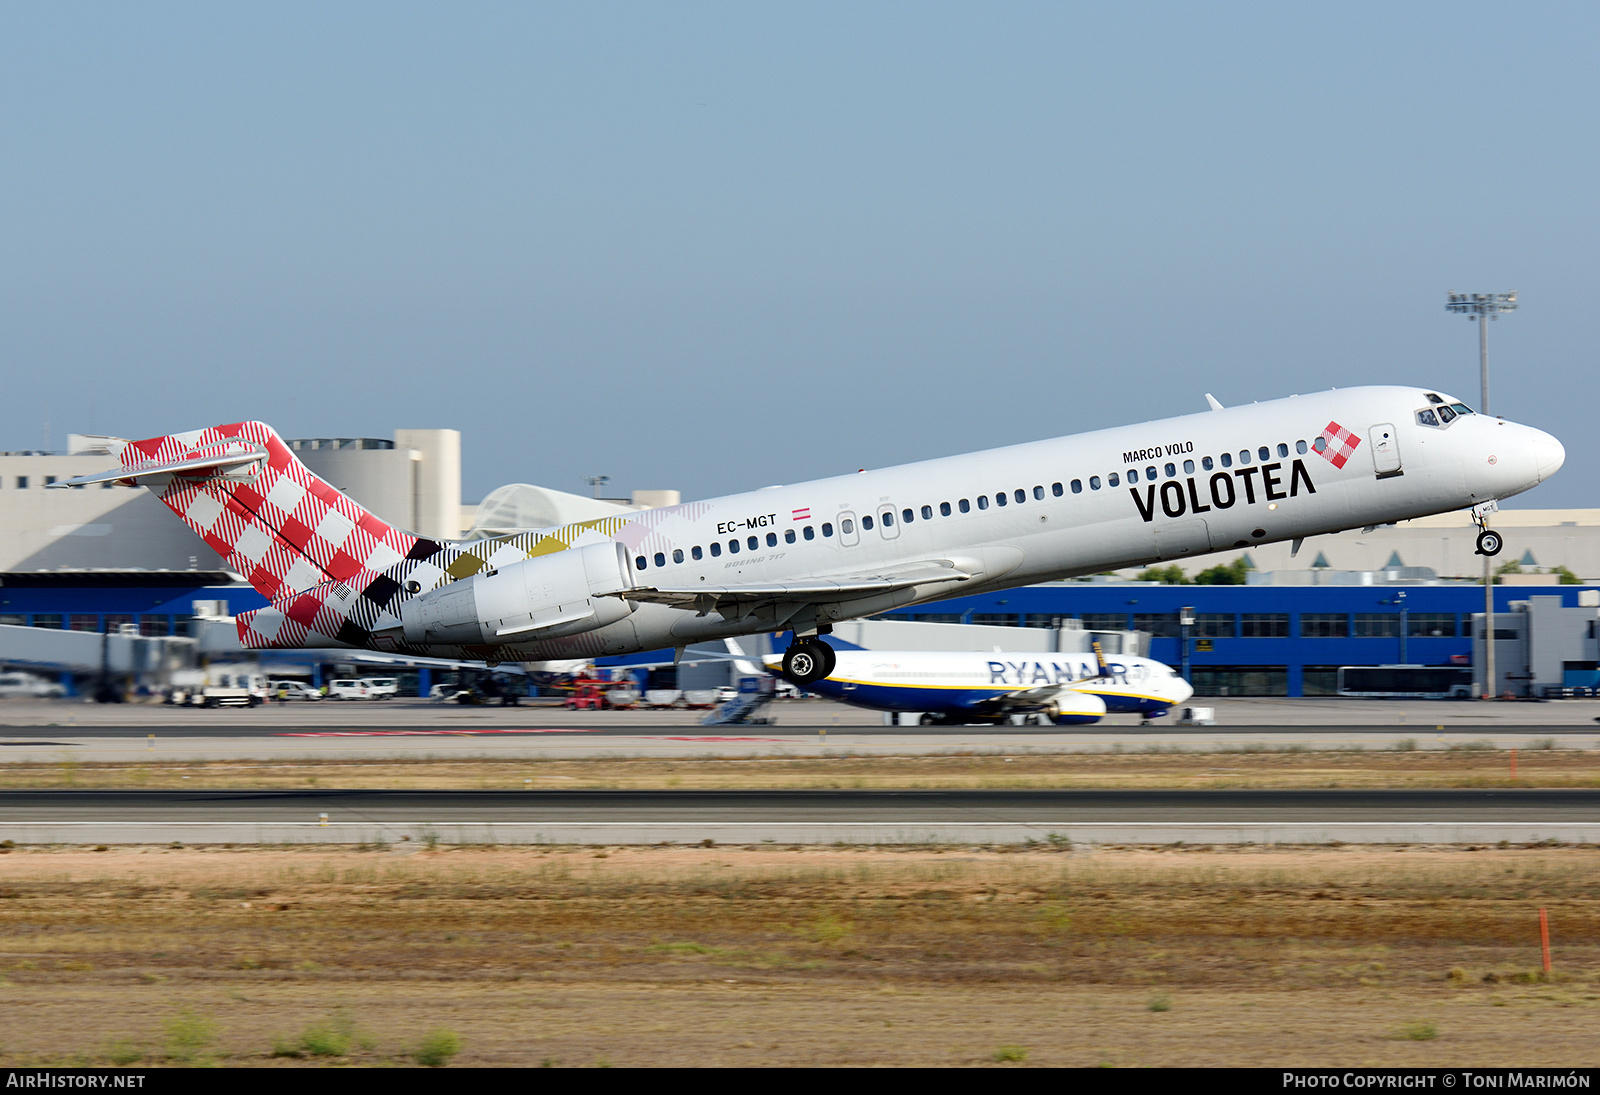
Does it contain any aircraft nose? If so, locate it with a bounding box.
[1174,674,1194,704]
[1531,428,1565,483]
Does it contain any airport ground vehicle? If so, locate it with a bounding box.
[326,679,374,700]
[268,680,323,701]
[564,681,607,710]
[61,388,1562,685]
[167,668,266,708]
[0,672,66,699]
[360,677,400,699]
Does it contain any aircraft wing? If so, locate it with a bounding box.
[623,559,974,608]
[971,684,1072,713]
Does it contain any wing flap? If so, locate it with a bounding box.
[623,559,973,606]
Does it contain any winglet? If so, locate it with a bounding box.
[1091,640,1110,678]
[1205,393,1224,411]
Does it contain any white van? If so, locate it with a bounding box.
[0,672,66,699]
[360,677,400,699]
[327,679,373,700]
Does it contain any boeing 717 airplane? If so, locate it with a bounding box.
[766,645,1195,725]
[56,386,1563,684]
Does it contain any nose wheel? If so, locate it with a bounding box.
[781,637,837,684]
[1475,529,1503,557]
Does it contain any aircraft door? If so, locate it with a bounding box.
[1153,518,1214,560]
[877,504,900,540]
[1369,424,1402,478]
[837,511,860,547]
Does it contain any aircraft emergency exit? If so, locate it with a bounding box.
[55,386,1563,683]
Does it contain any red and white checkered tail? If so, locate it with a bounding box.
[81,422,428,604]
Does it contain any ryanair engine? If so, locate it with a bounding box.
[400,541,637,647]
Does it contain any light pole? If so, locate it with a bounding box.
[1380,591,1408,665]
[1179,606,1195,684]
[1445,291,1517,699]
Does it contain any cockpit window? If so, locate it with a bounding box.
[1438,405,1457,423]
[1416,409,1440,427]
[1425,393,1444,404]
[1450,402,1473,416]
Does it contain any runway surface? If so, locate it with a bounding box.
[4,787,1594,822]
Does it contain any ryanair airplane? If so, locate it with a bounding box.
[56,386,1563,684]
[763,645,1194,726]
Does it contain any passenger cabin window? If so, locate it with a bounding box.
[635,556,647,570]
[1164,463,1176,478]
[838,519,851,534]
[1296,440,1308,454]
[881,511,893,526]
[784,530,795,543]
[1183,459,1194,474]
[692,546,704,560]
[654,552,666,568]
[1033,485,1044,500]
[939,502,951,516]
[977,495,989,509]
[921,505,932,520]
[1108,473,1119,488]
[1238,450,1251,465]
[862,515,874,530]
[1014,489,1025,503]
[903,508,914,523]
[1312,437,1327,453]
[1145,466,1156,481]
[1051,482,1062,496]
[823,522,834,537]
[995,492,1007,506]
[765,532,776,547]
[1127,468,1138,483]
[959,498,971,512]
[1070,480,1082,493]
[672,549,684,563]
[748,536,759,550]
[1202,456,1213,470]
[804,526,815,540]
[1221,452,1233,467]
[1258,446,1270,461]
[728,539,740,554]
[710,542,722,557]
[1089,476,1101,490]
[1276,443,1289,458]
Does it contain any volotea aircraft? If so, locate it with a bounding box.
[56,387,1563,683]
[764,643,1195,725]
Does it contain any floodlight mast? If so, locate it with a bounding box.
[1444,291,1516,415]
[1444,291,1516,700]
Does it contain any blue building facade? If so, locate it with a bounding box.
[871,582,1600,697]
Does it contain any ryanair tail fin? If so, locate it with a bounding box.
[1091,640,1111,678]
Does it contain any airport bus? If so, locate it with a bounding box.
[1336,665,1474,700]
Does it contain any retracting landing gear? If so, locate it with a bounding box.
[1471,501,1503,557]
[781,637,837,684]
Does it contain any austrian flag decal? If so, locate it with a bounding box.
[1317,421,1361,469]
[792,507,811,521]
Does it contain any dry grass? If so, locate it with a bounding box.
[0,844,1595,1066]
[2,748,1597,791]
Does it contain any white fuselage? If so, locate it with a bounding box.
[481,385,1564,661]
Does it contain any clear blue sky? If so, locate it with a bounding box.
[2,2,1594,507]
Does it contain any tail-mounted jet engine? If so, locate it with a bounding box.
[400,542,637,647]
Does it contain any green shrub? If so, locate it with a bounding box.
[163,1008,217,1062]
[1148,991,1172,1012]
[414,1029,462,1067]
[992,1045,1027,1062]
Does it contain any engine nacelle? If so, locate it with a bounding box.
[400,541,637,646]
[1048,691,1107,725]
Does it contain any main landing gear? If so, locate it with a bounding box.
[782,637,837,684]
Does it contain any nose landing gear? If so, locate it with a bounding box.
[1471,500,1504,557]
[781,637,837,684]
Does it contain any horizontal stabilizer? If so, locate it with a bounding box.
[49,445,269,489]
